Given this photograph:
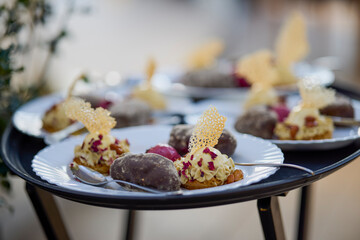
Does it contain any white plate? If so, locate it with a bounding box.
[152,62,334,99]
[270,127,360,151]
[32,125,284,196]
[12,93,194,138]
[185,98,360,151]
[152,72,249,100]
[12,94,64,137]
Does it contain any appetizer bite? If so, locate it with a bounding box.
[109,98,152,128]
[168,124,237,157]
[320,94,354,118]
[237,50,281,110]
[64,98,129,174]
[173,107,243,190]
[274,81,335,140]
[236,11,309,87]
[42,74,110,133]
[234,106,278,139]
[234,50,290,138]
[110,153,181,191]
[181,40,242,88]
[132,58,167,110]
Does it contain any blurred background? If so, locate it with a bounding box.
[1,0,360,239]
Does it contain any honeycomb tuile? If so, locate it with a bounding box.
[64,97,116,134]
[145,58,156,86]
[298,79,335,109]
[187,39,224,69]
[237,49,278,87]
[275,11,309,67]
[189,106,226,153]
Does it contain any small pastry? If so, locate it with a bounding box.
[181,69,235,88]
[110,153,181,191]
[168,124,237,156]
[109,99,152,128]
[275,81,335,140]
[237,50,280,110]
[234,106,278,139]
[320,94,354,118]
[181,40,237,88]
[236,12,308,87]
[173,107,243,190]
[42,74,109,133]
[64,98,130,174]
[42,102,75,133]
[132,58,166,110]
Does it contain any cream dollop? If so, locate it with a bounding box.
[74,132,129,167]
[174,146,235,184]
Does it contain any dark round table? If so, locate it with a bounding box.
[1,83,360,240]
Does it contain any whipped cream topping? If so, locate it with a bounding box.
[74,132,129,167]
[174,146,235,185]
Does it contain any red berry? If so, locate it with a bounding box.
[146,144,181,162]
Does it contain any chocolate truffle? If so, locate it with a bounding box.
[109,99,152,128]
[320,95,354,118]
[181,69,235,88]
[234,106,277,139]
[110,153,181,191]
[168,124,237,156]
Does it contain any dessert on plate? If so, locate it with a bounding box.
[110,153,181,191]
[234,106,278,139]
[42,74,111,133]
[237,50,281,110]
[319,94,354,118]
[64,98,130,174]
[181,40,245,88]
[173,107,243,190]
[236,11,309,87]
[168,124,237,157]
[234,51,290,138]
[132,58,167,110]
[274,81,335,140]
[109,98,152,128]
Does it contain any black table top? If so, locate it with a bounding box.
[1,84,360,210]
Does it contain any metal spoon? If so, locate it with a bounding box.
[235,162,314,175]
[331,117,360,127]
[70,165,183,195]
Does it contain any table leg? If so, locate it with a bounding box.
[297,185,312,240]
[124,210,136,240]
[257,196,285,240]
[25,183,70,240]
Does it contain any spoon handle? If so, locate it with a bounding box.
[110,179,183,195]
[332,117,360,127]
[235,162,314,175]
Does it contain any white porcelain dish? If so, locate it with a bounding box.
[12,93,194,138]
[32,125,284,196]
[152,62,334,99]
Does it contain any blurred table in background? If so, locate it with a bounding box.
[45,0,360,92]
